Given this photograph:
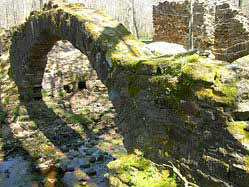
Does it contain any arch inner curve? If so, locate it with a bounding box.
[9,2,153,100]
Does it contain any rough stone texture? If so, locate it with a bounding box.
[106,152,177,187]
[42,40,100,97]
[112,54,249,187]
[9,0,153,99]
[153,0,191,47]
[9,1,249,187]
[0,29,12,56]
[214,2,249,62]
[153,0,249,62]
[0,157,36,187]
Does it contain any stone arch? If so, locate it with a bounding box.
[7,2,249,186]
[9,1,152,100]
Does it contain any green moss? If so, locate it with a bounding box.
[213,82,237,105]
[195,82,237,106]
[227,121,249,147]
[203,154,211,162]
[185,54,200,63]
[93,9,109,17]
[0,109,7,123]
[107,152,177,187]
[142,54,238,112]
[128,85,141,97]
[64,3,85,9]
[245,155,249,174]
[182,62,216,83]
[128,75,141,97]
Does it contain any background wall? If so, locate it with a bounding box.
[0,0,165,39]
[153,0,249,62]
[0,0,248,40]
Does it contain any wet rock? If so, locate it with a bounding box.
[63,170,89,187]
[96,154,105,161]
[90,140,97,146]
[86,168,97,176]
[66,157,90,171]
[80,163,91,169]
[89,156,96,163]
[59,159,71,172]
[106,153,176,187]
[0,157,35,187]
[67,150,78,159]
[85,148,97,155]
[61,145,69,152]
[66,165,75,172]
[78,145,88,154]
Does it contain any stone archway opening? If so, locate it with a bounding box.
[41,39,114,120]
[42,40,101,96]
[10,37,127,186]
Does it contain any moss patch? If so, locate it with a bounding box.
[107,151,177,187]
[245,155,249,174]
[195,81,237,107]
[128,75,141,97]
[227,121,249,149]
[182,62,216,83]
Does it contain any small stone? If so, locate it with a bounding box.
[63,172,78,186]
[90,141,97,146]
[58,159,70,170]
[80,163,91,169]
[97,154,104,161]
[78,159,86,165]
[180,100,200,115]
[244,126,249,132]
[74,168,90,181]
[61,145,68,152]
[89,156,96,163]
[67,150,78,159]
[66,165,75,172]
[86,148,97,155]
[86,168,97,176]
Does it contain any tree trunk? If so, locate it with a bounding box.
[40,0,44,8]
[131,0,139,39]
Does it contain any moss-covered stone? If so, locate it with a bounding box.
[182,62,216,83]
[245,155,249,174]
[6,1,249,187]
[227,121,249,149]
[106,151,177,187]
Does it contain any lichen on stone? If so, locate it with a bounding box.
[245,155,249,174]
[227,121,249,150]
[106,151,177,187]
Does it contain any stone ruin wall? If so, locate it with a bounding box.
[152,0,191,47]
[153,0,249,62]
[214,3,249,62]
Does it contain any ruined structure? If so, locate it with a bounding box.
[9,1,153,99]
[153,0,249,62]
[9,1,249,186]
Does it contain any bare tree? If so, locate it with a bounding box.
[131,0,139,39]
[0,0,165,39]
[40,0,44,8]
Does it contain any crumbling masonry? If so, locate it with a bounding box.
[153,0,249,62]
[9,1,249,186]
